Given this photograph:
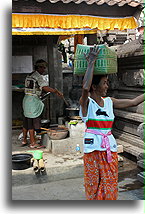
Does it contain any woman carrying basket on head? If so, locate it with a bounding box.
[79,45,144,200]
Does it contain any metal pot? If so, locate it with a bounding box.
[41,119,50,128]
[65,107,79,117]
[12,153,33,170]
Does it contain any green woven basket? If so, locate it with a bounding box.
[74,44,117,75]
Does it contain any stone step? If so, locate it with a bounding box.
[117,145,123,153]
[113,129,144,149]
[137,172,145,184]
[116,139,144,157]
[114,109,143,136]
[137,160,144,169]
[114,109,143,123]
[137,153,145,160]
[114,119,139,136]
[51,137,84,155]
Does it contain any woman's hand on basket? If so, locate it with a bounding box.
[84,44,100,63]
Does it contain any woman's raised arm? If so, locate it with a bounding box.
[79,45,100,116]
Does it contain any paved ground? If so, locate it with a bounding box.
[12,176,144,200]
[12,129,144,200]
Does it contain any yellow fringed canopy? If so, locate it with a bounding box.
[12,13,138,35]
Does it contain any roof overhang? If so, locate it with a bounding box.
[12,0,144,35]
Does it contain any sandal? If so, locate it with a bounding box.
[36,145,46,149]
[21,142,28,147]
[29,144,39,149]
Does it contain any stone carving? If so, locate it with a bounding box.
[116,36,144,58]
[122,69,144,87]
[137,122,145,184]
[137,122,144,141]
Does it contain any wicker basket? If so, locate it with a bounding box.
[74,44,117,75]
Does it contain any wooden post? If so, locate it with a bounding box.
[47,36,63,124]
[47,36,55,123]
[74,34,84,52]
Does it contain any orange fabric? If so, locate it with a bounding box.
[83,150,118,200]
[12,13,138,35]
[12,13,137,30]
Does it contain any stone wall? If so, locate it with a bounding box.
[108,37,144,157]
[62,70,83,108]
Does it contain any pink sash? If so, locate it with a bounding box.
[85,129,112,163]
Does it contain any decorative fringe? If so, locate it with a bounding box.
[12,13,138,35]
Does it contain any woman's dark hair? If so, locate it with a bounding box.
[89,74,108,92]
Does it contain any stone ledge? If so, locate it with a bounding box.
[117,145,123,153]
[137,172,144,184]
[114,120,139,136]
[137,160,144,169]
[51,137,84,155]
[116,138,144,157]
[113,129,144,149]
[114,109,144,123]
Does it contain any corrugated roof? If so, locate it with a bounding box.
[34,0,143,7]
